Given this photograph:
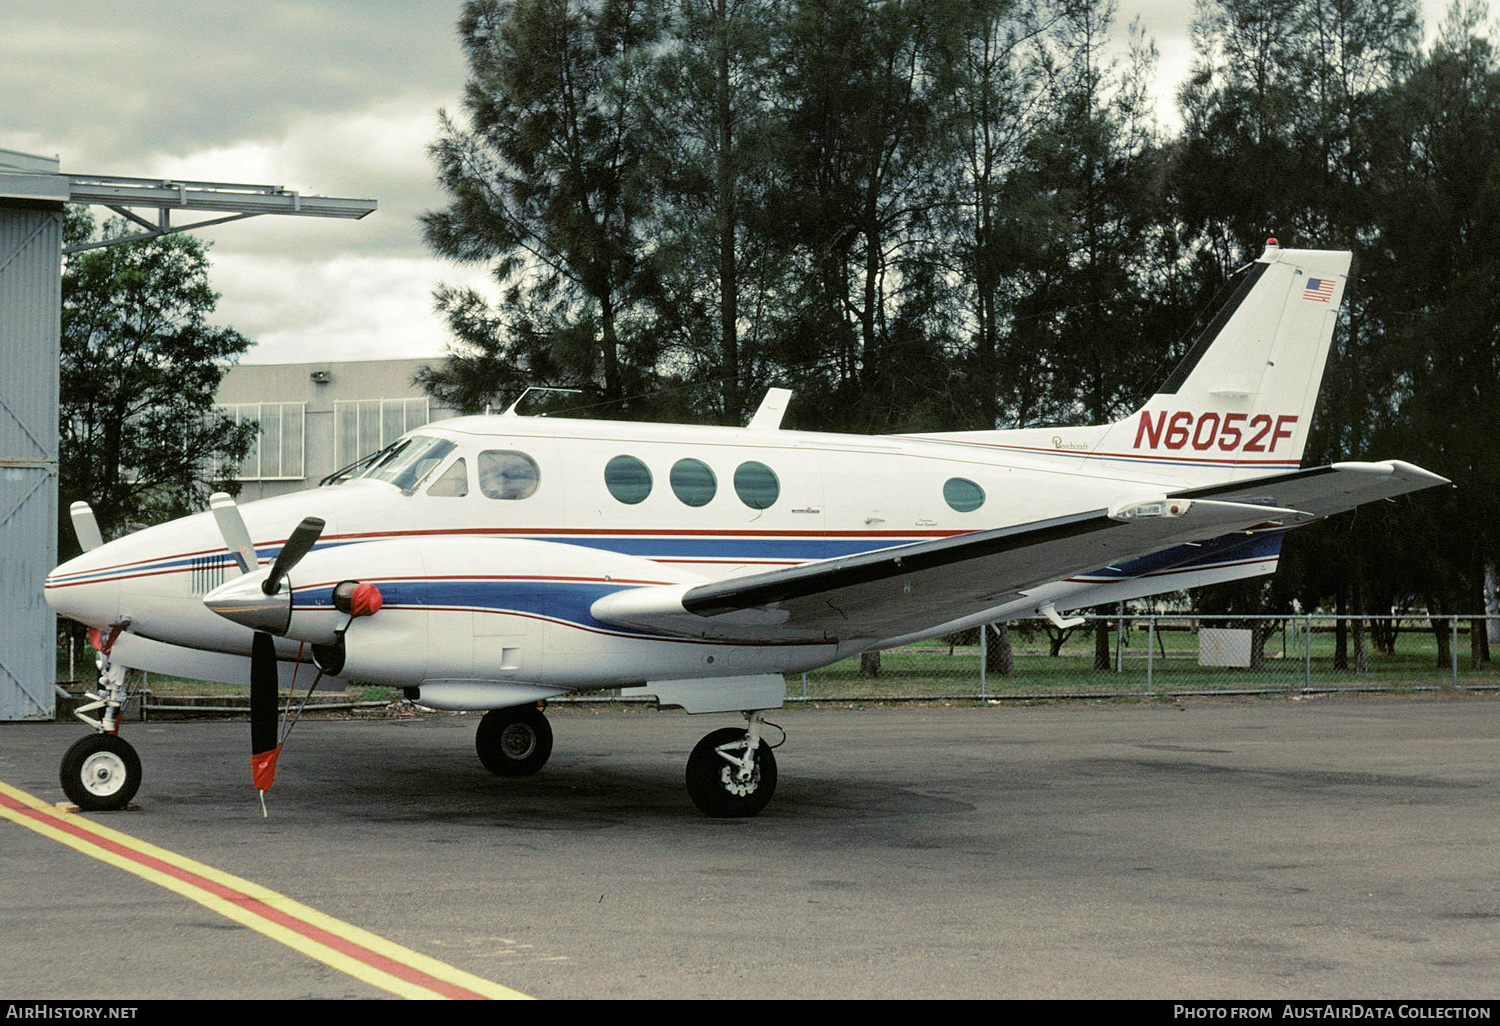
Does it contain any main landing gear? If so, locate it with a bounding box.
[59,638,142,812]
[471,704,783,817]
[685,712,779,818]
[475,704,554,776]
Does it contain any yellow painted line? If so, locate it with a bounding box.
[0,780,531,1000]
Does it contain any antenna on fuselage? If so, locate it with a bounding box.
[499,387,584,416]
[747,388,794,431]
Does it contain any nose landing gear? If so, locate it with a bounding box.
[59,636,141,811]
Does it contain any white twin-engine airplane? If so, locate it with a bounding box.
[45,241,1445,817]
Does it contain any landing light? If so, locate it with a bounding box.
[1109,498,1190,521]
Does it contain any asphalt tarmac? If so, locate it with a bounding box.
[1,695,1497,1000]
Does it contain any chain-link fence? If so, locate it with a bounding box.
[56,614,1500,711]
[783,614,1500,702]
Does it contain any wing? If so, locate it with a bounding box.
[593,461,1447,646]
[1166,460,1448,516]
[592,498,1312,644]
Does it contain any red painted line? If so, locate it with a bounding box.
[0,791,492,1000]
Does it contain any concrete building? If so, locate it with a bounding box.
[215,357,456,502]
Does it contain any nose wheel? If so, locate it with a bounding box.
[60,733,142,811]
[60,629,141,811]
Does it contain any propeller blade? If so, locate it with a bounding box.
[262,517,326,596]
[250,630,282,794]
[70,502,105,552]
[209,493,258,576]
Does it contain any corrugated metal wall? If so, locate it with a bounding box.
[0,203,62,720]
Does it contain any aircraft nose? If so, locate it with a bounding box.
[203,572,290,635]
[44,552,122,628]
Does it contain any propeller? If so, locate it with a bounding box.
[262,517,326,596]
[209,493,257,574]
[70,501,105,552]
[205,496,327,811]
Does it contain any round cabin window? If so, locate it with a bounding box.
[943,477,985,513]
[670,458,717,507]
[604,454,653,504]
[733,461,780,510]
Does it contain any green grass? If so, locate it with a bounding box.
[56,620,1500,704]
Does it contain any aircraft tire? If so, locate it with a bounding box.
[685,727,777,818]
[475,706,553,777]
[60,733,142,811]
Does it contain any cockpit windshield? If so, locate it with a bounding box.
[320,435,457,495]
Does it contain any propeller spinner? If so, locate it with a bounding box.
[204,496,328,807]
[203,515,327,635]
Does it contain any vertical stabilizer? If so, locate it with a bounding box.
[1086,241,1350,485]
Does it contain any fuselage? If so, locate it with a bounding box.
[44,413,1283,689]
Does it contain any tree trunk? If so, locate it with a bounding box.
[1334,585,1349,670]
[1249,625,1266,672]
[986,623,1014,677]
[1431,616,1451,670]
[714,0,740,423]
[859,650,882,678]
[1487,564,1500,647]
[1353,616,1368,674]
[1093,612,1111,670]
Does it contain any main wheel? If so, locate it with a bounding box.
[475,706,553,777]
[60,734,141,811]
[685,727,778,818]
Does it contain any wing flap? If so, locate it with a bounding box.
[592,498,1312,643]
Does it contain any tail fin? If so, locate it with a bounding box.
[1086,240,1350,485]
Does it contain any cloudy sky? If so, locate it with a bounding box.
[1,1,1456,366]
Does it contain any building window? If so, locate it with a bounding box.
[604,455,652,504]
[334,397,430,470]
[219,402,306,480]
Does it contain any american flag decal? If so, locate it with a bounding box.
[1304,277,1336,302]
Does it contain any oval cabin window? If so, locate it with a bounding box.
[733,461,780,510]
[604,454,652,504]
[670,458,717,507]
[943,477,985,513]
[478,451,540,500]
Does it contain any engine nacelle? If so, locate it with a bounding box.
[209,535,709,688]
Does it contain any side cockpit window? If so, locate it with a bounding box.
[337,435,455,495]
[479,450,540,500]
[426,458,469,497]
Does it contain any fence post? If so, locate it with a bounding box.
[1116,602,1125,673]
[1304,613,1313,694]
[979,625,987,700]
[1452,615,1459,688]
[1146,615,1156,697]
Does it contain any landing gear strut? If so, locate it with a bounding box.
[59,637,141,811]
[475,704,553,776]
[685,712,778,818]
